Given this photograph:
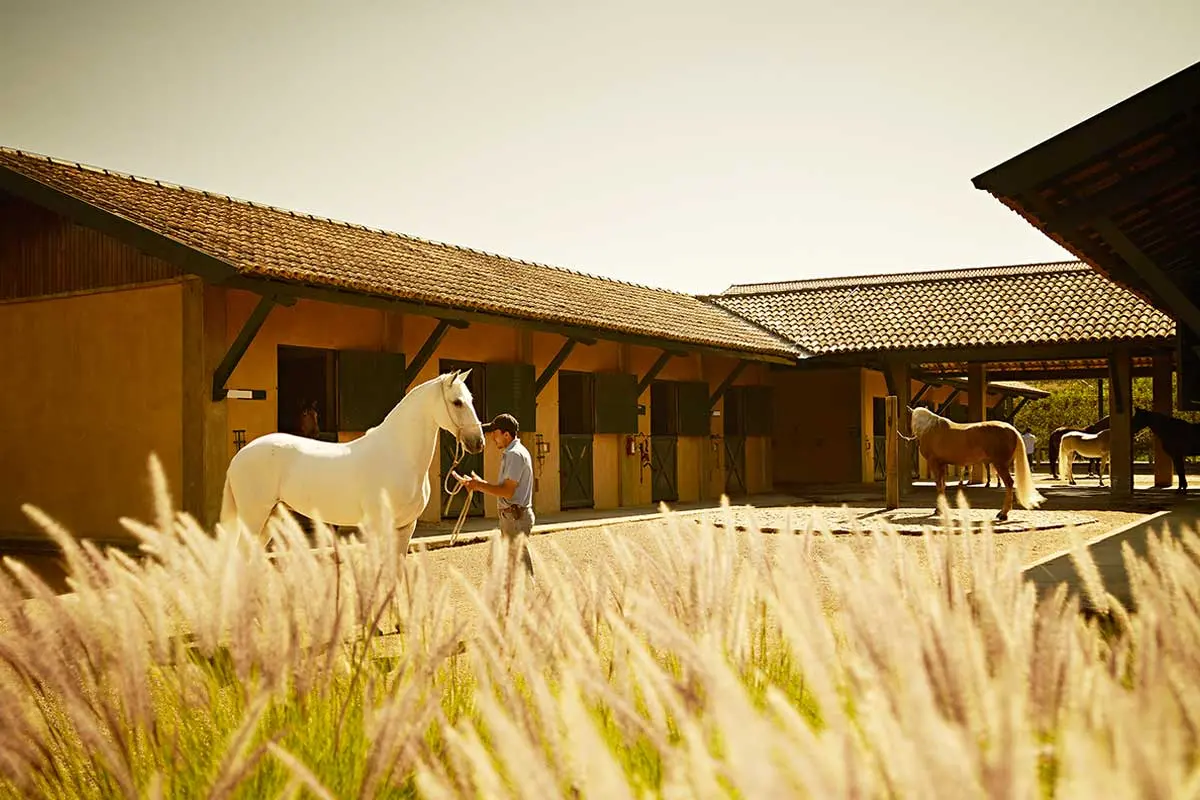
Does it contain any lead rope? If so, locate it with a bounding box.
[442,438,475,545]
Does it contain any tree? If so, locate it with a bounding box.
[1012,375,1200,463]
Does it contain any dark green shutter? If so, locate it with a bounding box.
[337,350,407,431]
[593,372,639,434]
[677,380,711,436]
[744,385,774,436]
[485,362,537,432]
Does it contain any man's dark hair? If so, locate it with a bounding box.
[482,413,519,437]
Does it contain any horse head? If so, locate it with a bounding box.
[439,371,485,454]
[910,406,942,439]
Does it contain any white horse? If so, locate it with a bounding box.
[219,370,485,548]
[1058,428,1111,486]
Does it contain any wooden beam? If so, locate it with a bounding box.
[1152,352,1174,487]
[1051,149,1200,230]
[1003,396,1032,423]
[970,61,1200,196]
[0,163,239,285]
[911,382,934,406]
[885,395,899,510]
[220,275,796,365]
[936,388,961,414]
[951,366,1157,382]
[1091,217,1200,339]
[883,360,913,492]
[1109,347,1134,497]
[636,351,677,396]
[534,337,596,397]
[212,293,277,401]
[708,360,750,409]
[402,318,470,391]
[968,363,987,484]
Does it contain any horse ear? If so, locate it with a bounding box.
[448,369,460,382]
[458,368,472,382]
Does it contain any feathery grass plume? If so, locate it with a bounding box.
[5,455,1200,797]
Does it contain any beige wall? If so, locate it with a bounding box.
[0,281,186,540]
[210,288,784,526]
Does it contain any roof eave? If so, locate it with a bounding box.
[971,60,1200,197]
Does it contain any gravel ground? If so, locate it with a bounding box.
[406,503,1149,623]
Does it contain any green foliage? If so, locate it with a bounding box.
[1012,376,1200,462]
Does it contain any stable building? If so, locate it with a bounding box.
[708,260,1177,492]
[972,58,1200,496]
[0,146,798,548]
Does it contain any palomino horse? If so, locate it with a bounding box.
[1049,416,1109,478]
[909,406,1043,520]
[1057,429,1111,486]
[1133,408,1200,493]
[219,370,485,547]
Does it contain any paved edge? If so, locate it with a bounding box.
[1020,509,1171,574]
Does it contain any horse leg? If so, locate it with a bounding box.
[932,460,946,513]
[994,462,1015,521]
[395,519,418,560]
[1173,453,1188,493]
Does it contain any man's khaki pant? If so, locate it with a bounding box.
[497,505,535,577]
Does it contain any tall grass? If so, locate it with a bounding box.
[0,455,1197,798]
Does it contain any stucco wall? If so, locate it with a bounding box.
[0,281,185,540]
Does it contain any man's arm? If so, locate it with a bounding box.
[465,474,517,500]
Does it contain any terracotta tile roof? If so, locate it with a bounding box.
[0,146,798,360]
[709,261,1175,356]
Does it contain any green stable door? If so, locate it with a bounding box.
[438,360,538,519]
[439,359,487,519]
[723,385,773,499]
[649,379,710,505]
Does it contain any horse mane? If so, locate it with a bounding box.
[911,406,945,438]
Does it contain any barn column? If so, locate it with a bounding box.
[967,362,988,483]
[883,359,912,493]
[1108,347,1134,498]
[1152,352,1174,487]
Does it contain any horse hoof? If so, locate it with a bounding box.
[996,513,1008,522]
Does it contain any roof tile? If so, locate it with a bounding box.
[710,261,1175,355]
[0,147,797,359]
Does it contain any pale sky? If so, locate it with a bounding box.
[2,0,1198,295]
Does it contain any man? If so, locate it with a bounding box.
[1022,428,1037,469]
[454,413,535,578]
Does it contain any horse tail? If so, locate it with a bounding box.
[219,474,238,536]
[1056,435,1071,479]
[1013,431,1045,509]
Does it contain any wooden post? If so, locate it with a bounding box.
[885,395,900,509]
[884,360,913,492]
[1152,352,1174,487]
[968,363,987,483]
[1109,347,1133,498]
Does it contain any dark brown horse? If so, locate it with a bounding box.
[1048,415,1110,478]
[1132,409,1200,493]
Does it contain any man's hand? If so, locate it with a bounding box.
[452,470,486,492]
